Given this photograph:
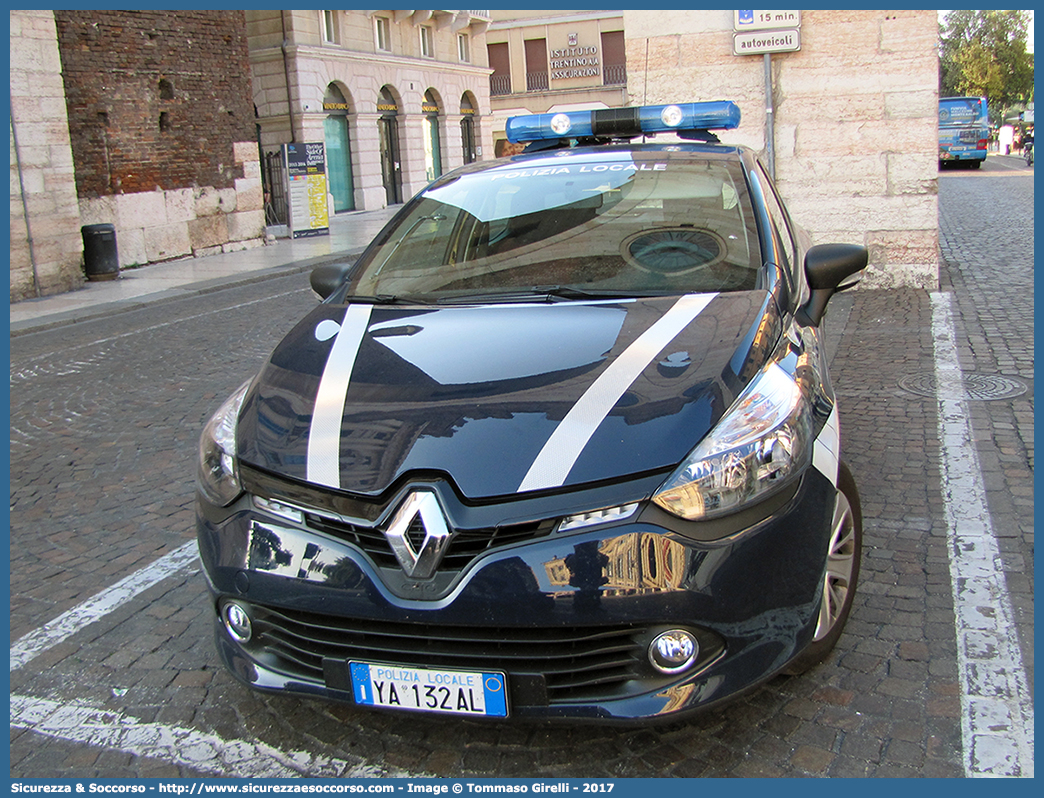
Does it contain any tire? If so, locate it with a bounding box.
[784,461,862,675]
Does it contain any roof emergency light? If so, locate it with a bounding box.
[506,101,741,143]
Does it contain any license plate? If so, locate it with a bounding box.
[349,662,508,717]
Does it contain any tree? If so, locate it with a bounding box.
[940,10,1034,115]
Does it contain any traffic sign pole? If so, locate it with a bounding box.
[734,11,803,179]
[764,53,775,179]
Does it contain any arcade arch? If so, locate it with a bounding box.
[323,83,355,212]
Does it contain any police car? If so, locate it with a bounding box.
[197,101,866,722]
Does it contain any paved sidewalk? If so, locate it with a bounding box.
[10,207,399,336]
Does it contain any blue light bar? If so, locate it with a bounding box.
[505,101,741,143]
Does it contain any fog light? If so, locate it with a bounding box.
[649,629,698,674]
[222,601,253,643]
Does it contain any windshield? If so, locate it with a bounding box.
[344,149,762,301]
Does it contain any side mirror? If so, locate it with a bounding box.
[309,262,355,300]
[797,244,867,327]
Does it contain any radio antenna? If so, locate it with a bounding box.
[642,38,650,141]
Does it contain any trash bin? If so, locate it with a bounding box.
[81,223,120,281]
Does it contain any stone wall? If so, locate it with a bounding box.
[77,143,265,267]
[9,10,84,300]
[624,9,939,289]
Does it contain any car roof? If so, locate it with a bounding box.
[427,142,753,189]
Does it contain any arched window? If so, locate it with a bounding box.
[460,93,477,164]
[323,84,355,212]
[378,86,403,205]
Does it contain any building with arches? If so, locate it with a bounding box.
[247,10,493,220]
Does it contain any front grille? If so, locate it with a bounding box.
[304,513,556,572]
[248,604,646,704]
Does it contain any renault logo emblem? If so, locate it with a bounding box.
[383,491,453,579]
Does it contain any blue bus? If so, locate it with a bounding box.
[939,96,989,168]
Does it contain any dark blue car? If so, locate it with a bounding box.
[197,102,866,722]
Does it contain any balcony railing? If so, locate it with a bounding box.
[490,74,512,96]
[428,10,491,31]
[526,70,549,92]
[493,67,623,96]
[603,64,627,86]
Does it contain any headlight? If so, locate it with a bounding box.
[652,363,811,521]
[196,380,252,507]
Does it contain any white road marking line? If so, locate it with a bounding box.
[10,540,200,673]
[7,541,425,776]
[930,292,1034,778]
[7,541,424,776]
[10,694,401,778]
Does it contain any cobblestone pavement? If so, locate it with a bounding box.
[9,158,1032,778]
[937,160,1034,690]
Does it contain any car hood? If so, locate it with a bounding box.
[237,292,782,500]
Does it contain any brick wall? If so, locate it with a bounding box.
[54,10,257,197]
[50,10,266,269]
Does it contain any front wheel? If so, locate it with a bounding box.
[784,462,862,675]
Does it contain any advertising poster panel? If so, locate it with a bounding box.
[285,142,330,238]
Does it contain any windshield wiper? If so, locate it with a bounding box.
[432,286,658,304]
[372,286,668,306]
[349,294,436,305]
[534,285,639,300]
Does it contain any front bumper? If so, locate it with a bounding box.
[196,468,836,722]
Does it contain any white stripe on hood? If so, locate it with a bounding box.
[306,305,373,489]
[518,293,717,493]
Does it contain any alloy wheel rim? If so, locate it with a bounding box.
[813,489,856,641]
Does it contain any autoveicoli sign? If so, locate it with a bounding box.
[733,10,802,55]
[732,11,803,178]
